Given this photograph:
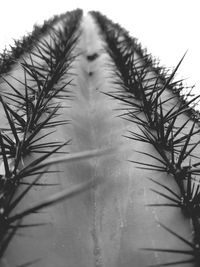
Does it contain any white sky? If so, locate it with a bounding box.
[0,0,200,95]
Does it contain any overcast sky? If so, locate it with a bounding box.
[0,0,199,96]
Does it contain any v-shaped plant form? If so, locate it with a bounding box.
[0,8,199,267]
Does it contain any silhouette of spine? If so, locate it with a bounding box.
[0,9,199,267]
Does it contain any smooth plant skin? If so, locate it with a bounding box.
[91,11,200,266]
[0,9,200,267]
[0,9,89,262]
[0,9,113,267]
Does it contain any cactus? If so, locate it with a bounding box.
[0,8,200,267]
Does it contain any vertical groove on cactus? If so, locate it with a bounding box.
[0,9,95,262]
[1,8,200,267]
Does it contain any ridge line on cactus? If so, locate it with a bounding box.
[91,10,200,265]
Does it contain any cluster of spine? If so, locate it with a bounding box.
[91,11,200,123]
[0,9,82,259]
[0,10,81,75]
[91,11,200,266]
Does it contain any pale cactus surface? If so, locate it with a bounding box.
[0,9,200,267]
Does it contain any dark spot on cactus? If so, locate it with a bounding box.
[88,71,93,76]
[87,53,99,61]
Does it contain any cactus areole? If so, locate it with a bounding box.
[0,8,200,267]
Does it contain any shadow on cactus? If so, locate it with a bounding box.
[0,8,86,260]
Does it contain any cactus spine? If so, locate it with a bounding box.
[0,9,199,267]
